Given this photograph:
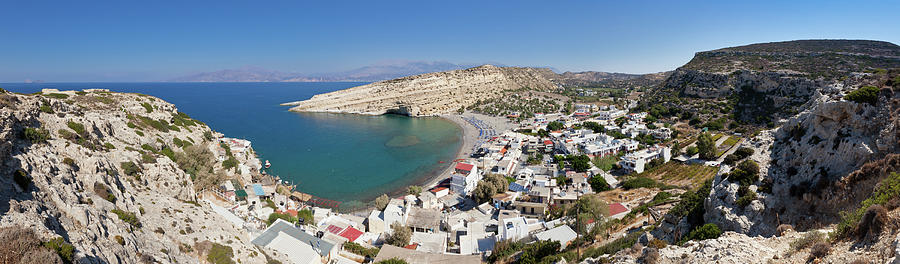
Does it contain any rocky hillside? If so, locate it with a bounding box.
[281,65,558,116]
[641,39,900,126]
[0,89,272,263]
[554,71,669,89]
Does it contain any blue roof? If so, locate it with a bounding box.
[252,184,265,196]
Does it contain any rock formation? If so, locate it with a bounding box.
[0,90,270,263]
[282,65,558,116]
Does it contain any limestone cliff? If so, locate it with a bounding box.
[281,65,558,116]
[0,90,270,263]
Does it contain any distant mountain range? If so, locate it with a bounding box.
[166,61,489,82]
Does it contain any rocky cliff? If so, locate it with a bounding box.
[281,65,558,116]
[643,40,900,125]
[0,90,270,263]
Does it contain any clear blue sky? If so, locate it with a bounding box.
[1,0,898,82]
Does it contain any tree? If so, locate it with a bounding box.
[407,185,422,196]
[570,155,591,172]
[374,194,390,211]
[474,174,509,203]
[582,121,604,133]
[686,223,722,241]
[589,175,611,192]
[546,121,565,131]
[385,224,412,247]
[696,133,717,160]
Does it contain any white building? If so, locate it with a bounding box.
[534,225,578,250]
[619,146,672,173]
[450,162,480,196]
[500,217,529,241]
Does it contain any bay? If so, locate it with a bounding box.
[1,82,462,211]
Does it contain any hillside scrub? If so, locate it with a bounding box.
[23,127,51,143]
[844,86,880,105]
[834,172,900,239]
[696,133,717,160]
[111,209,142,228]
[0,226,65,264]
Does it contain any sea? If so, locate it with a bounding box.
[1,82,463,211]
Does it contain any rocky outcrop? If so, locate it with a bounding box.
[703,82,899,236]
[0,91,268,263]
[282,65,558,116]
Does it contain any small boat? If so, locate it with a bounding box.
[438,161,445,163]
[265,160,271,169]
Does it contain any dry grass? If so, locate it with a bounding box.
[634,162,719,189]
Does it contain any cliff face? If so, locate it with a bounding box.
[282,65,558,116]
[645,40,900,125]
[0,90,268,263]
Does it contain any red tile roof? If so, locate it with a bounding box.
[326,224,344,235]
[609,203,629,216]
[430,187,448,193]
[544,140,553,145]
[455,163,474,172]
[338,227,363,242]
[404,243,419,250]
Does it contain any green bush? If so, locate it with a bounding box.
[488,240,524,262]
[45,93,69,99]
[726,160,759,187]
[844,86,880,105]
[266,212,297,225]
[66,121,86,135]
[343,242,379,258]
[385,224,412,247]
[39,100,54,113]
[141,102,153,113]
[120,161,141,176]
[114,235,125,245]
[834,172,900,239]
[103,142,115,149]
[696,133,717,160]
[42,237,75,263]
[207,243,235,264]
[589,175,611,192]
[24,127,50,143]
[685,223,722,241]
[111,209,142,228]
[297,209,313,225]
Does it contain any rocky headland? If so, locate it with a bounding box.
[281,65,558,116]
[0,89,276,263]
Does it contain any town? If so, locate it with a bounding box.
[201,97,749,264]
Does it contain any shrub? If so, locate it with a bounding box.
[66,121,86,135]
[640,247,660,264]
[686,146,699,156]
[791,231,825,250]
[854,204,888,240]
[93,182,116,203]
[39,100,54,113]
[141,102,153,113]
[266,212,297,225]
[385,224,412,247]
[24,127,51,143]
[0,226,64,263]
[62,157,76,167]
[111,209,142,228]
[297,209,313,225]
[844,86,880,105]
[343,242,379,258]
[808,242,831,261]
[685,223,722,241]
[487,240,524,262]
[114,235,125,245]
[103,142,115,149]
[42,237,75,263]
[834,172,900,239]
[45,93,69,99]
[206,243,235,264]
[120,161,141,177]
[407,185,422,195]
[14,169,31,190]
[647,238,667,249]
[589,174,611,192]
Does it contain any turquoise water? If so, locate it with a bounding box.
[1,83,462,210]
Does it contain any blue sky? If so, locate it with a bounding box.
[1,0,898,82]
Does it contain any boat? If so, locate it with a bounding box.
[265,160,271,169]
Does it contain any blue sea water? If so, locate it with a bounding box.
[1,82,462,210]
